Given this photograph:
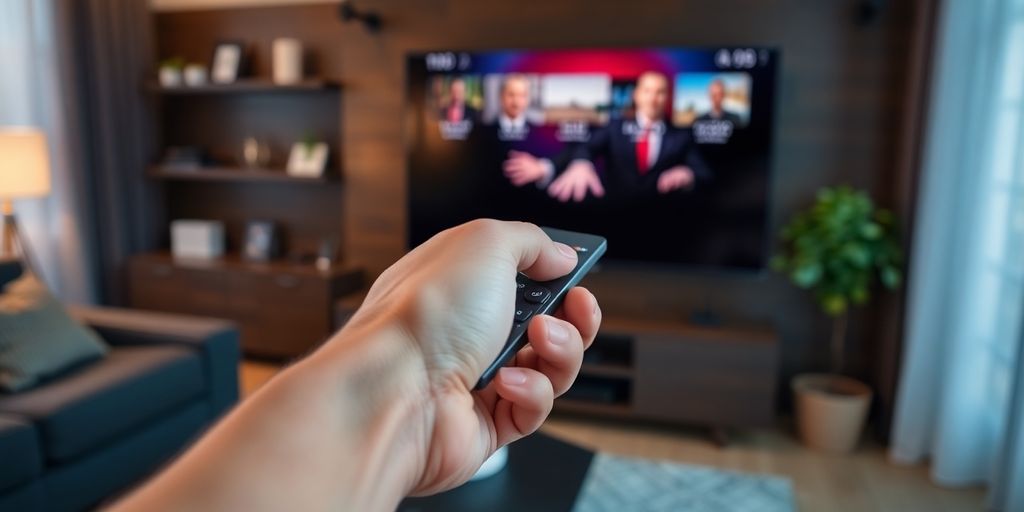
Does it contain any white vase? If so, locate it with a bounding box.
[159,66,182,87]
[183,64,207,86]
[272,38,303,85]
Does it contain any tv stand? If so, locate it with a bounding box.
[689,294,723,326]
[555,315,779,444]
[688,308,722,327]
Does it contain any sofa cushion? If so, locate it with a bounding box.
[0,413,42,492]
[0,272,109,392]
[0,345,205,462]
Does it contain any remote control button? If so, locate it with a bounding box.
[514,305,533,322]
[523,285,550,304]
[510,322,523,334]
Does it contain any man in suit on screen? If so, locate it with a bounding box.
[439,77,480,123]
[695,78,743,125]
[545,71,709,203]
[489,74,557,187]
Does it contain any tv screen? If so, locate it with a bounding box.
[406,48,778,271]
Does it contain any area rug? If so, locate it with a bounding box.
[573,453,796,512]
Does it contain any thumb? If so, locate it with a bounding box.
[495,221,578,281]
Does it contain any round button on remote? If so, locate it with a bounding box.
[514,306,533,322]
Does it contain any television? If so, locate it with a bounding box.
[406,48,778,271]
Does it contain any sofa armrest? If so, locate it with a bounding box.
[67,306,240,416]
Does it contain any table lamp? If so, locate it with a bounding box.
[0,127,52,269]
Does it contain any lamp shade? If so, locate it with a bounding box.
[0,127,52,198]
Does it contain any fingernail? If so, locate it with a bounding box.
[555,242,576,259]
[546,317,570,345]
[500,367,528,386]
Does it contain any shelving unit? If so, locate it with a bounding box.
[148,165,336,184]
[146,78,341,95]
[134,31,353,358]
[129,252,364,359]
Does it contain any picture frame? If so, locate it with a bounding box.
[242,220,279,262]
[211,41,245,84]
[286,141,329,177]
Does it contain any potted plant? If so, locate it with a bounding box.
[772,186,902,453]
[158,57,185,87]
[183,62,208,87]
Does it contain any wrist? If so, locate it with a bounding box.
[297,318,435,508]
[537,159,555,188]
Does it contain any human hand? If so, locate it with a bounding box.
[656,165,695,194]
[334,220,601,495]
[548,160,605,202]
[109,220,601,512]
[503,150,550,186]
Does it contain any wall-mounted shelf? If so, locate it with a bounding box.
[132,251,359,279]
[148,166,337,184]
[146,78,341,95]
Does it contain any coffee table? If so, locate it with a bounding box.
[398,432,594,512]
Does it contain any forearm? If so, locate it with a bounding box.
[112,320,433,512]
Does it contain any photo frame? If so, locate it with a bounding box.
[211,41,245,84]
[286,141,329,177]
[242,220,279,262]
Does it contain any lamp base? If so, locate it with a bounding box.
[0,201,40,276]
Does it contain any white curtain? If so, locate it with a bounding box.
[0,0,97,303]
[890,0,1024,510]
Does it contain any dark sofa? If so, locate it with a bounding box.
[0,304,239,512]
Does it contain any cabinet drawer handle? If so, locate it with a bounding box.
[275,276,300,288]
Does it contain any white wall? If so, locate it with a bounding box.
[151,0,336,11]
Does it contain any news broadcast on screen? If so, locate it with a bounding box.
[407,48,778,270]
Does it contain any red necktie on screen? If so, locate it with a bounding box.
[636,126,651,175]
[447,104,462,122]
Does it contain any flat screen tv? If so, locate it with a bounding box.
[406,47,778,271]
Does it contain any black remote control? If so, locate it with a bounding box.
[474,227,607,390]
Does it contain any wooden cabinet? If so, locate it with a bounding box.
[129,252,363,359]
[557,317,779,433]
[632,329,778,428]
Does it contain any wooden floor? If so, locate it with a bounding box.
[240,361,985,512]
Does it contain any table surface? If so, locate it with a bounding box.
[398,433,595,512]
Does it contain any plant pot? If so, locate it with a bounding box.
[183,64,207,86]
[158,66,182,87]
[792,373,872,453]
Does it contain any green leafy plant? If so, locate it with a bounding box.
[772,186,903,374]
[159,56,186,71]
[301,132,319,158]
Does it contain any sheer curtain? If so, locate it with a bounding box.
[890,0,1024,509]
[0,0,97,303]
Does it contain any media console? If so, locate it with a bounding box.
[557,316,779,442]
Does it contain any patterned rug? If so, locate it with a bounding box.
[573,453,796,512]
